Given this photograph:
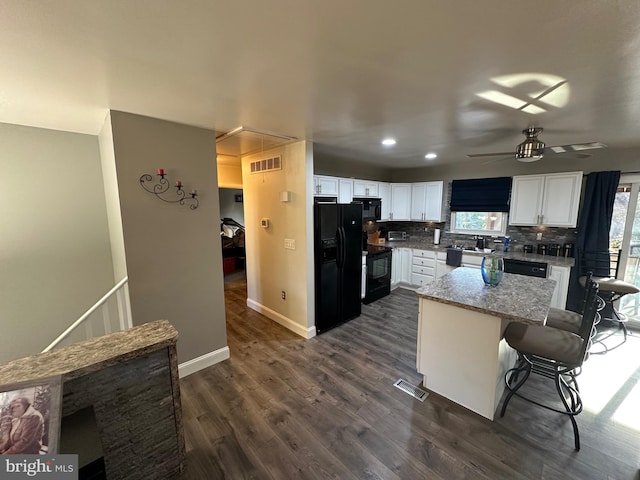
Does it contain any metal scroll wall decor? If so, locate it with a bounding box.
[139,169,199,210]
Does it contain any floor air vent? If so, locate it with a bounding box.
[393,379,429,402]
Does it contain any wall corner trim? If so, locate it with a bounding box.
[246,299,316,339]
[178,346,230,378]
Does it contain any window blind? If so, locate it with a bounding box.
[450,177,512,212]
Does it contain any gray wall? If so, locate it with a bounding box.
[390,147,640,182]
[313,145,392,181]
[0,123,114,362]
[109,111,227,364]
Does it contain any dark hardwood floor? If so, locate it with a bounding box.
[180,273,640,479]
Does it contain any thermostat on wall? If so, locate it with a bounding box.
[261,218,270,228]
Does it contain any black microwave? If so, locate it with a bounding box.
[353,197,381,221]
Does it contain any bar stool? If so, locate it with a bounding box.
[579,251,639,343]
[546,272,602,351]
[500,279,600,450]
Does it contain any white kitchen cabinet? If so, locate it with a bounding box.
[461,254,483,269]
[400,248,412,285]
[548,265,571,309]
[391,247,412,288]
[354,180,379,198]
[509,172,583,227]
[338,178,354,203]
[410,181,444,222]
[436,252,456,279]
[378,182,391,221]
[411,249,436,288]
[313,175,339,196]
[389,183,412,221]
[391,248,402,289]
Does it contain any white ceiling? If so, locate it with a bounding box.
[2,1,640,169]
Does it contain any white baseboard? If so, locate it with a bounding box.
[247,298,316,339]
[178,346,230,378]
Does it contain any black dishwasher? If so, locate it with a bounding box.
[503,258,548,278]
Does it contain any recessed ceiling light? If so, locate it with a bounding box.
[425,153,437,160]
[382,138,396,146]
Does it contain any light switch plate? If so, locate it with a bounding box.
[284,238,296,250]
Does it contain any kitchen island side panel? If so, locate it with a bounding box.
[417,298,515,420]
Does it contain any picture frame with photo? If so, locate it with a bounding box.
[0,376,63,455]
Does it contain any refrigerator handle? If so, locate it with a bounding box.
[337,228,345,268]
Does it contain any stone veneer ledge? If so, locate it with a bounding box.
[0,320,178,385]
[416,267,556,325]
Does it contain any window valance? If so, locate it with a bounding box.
[450,177,512,212]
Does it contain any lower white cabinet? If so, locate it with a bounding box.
[461,254,483,269]
[411,249,436,288]
[391,247,412,289]
[436,252,456,279]
[549,265,570,309]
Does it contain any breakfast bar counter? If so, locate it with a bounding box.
[415,267,556,420]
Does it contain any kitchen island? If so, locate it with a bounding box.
[415,267,556,420]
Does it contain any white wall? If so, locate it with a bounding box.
[243,141,316,338]
[98,112,127,280]
[109,111,228,366]
[0,123,115,362]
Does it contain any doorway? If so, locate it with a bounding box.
[609,174,640,329]
[219,188,246,279]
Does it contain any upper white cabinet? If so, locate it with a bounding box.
[509,171,583,227]
[389,184,412,221]
[313,175,339,196]
[338,178,354,203]
[410,181,444,222]
[353,180,379,198]
[378,182,391,221]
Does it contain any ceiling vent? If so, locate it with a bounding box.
[215,126,296,157]
[249,155,282,174]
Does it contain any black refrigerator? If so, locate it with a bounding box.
[314,203,363,334]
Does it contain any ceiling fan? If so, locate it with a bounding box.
[466,127,606,162]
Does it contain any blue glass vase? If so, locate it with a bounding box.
[481,255,504,286]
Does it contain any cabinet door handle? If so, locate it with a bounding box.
[540,214,544,224]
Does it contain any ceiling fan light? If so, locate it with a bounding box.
[515,138,545,162]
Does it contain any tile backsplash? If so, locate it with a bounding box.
[368,179,578,253]
[376,220,577,253]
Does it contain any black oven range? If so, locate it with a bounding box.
[363,245,392,304]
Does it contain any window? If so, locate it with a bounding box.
[450,211,508,236]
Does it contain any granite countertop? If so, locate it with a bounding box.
[379,241,575,268]
[415,267,556,325]
[0,320,178,386]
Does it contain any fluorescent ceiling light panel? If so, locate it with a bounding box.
[382,138,396,146]
[425,153,437,159]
